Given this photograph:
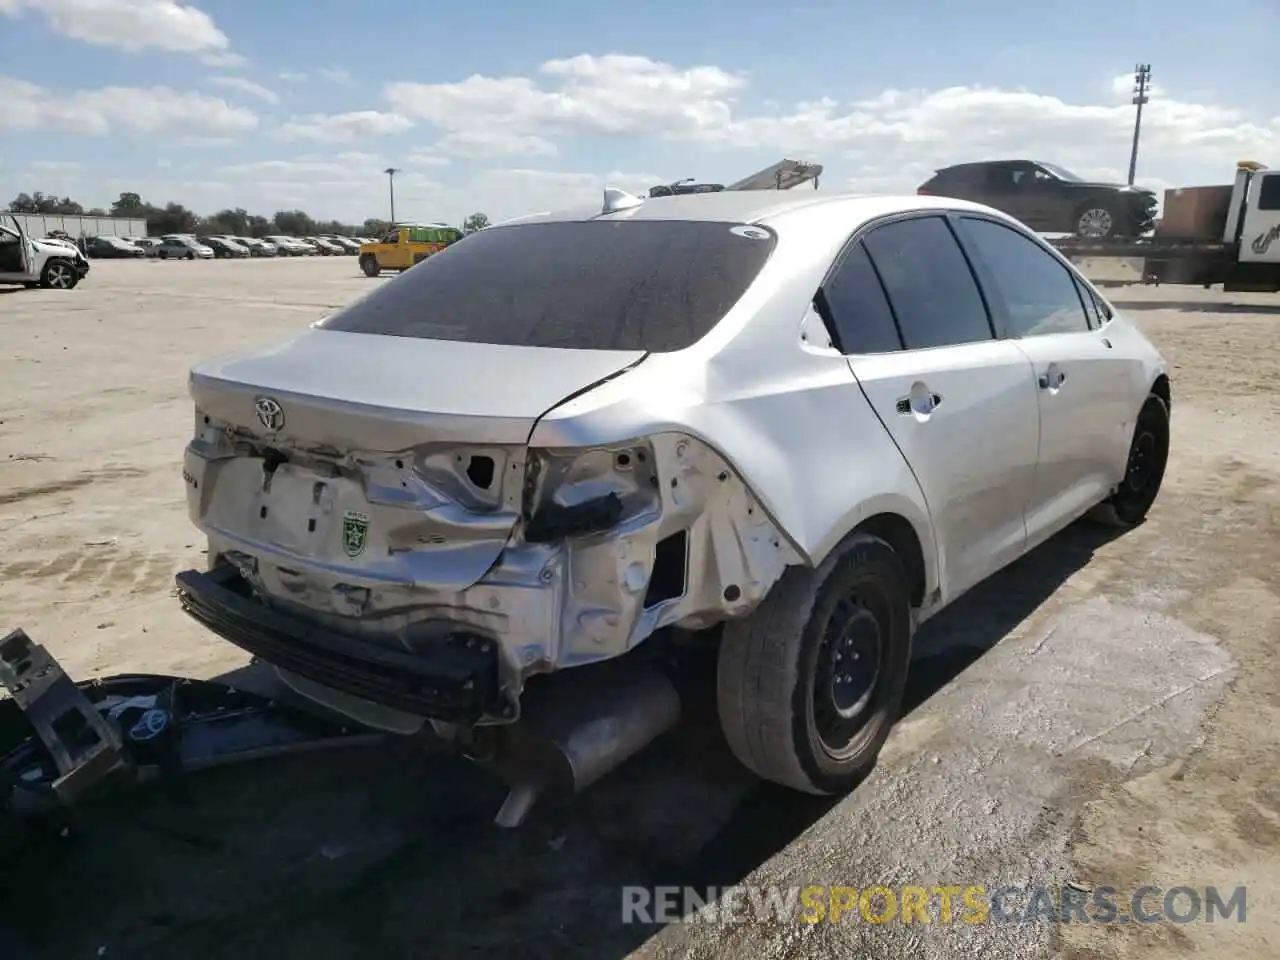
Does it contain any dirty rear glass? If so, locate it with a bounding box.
[319,219,778,352]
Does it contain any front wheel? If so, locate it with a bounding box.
[1091,394,1170,527]
[39,259,79,290]
[1075,201,1118,239]
[186,251,195,261]
[359,254,380,277]
[716,532,912,795]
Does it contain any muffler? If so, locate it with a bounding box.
[484,660,680,827]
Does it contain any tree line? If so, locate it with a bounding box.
[7,191,491,239]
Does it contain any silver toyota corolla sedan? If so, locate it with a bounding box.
[176,188,1170,811]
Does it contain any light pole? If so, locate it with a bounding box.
[1127,64,1151,186]
[383,167,401,224]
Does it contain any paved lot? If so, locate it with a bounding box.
[1,258,1278,959]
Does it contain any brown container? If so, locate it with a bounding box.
[1157,185,1233,240]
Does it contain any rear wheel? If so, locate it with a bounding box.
[359,254,380,277]
[39,259,79,290]
[716,532,912,794]
[186,251,195,261]
[1091,394,1170,527]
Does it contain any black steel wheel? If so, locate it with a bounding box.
[717,532,912,794]
[1092,393,1170,527]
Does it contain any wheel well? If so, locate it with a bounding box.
[853,513,926,609]
[1151,374,1171,413]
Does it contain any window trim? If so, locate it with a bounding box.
[947,212,1095,340]
[813,211,998,355]
[812,240,905,355]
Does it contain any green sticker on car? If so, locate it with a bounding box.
[341,510,370,558]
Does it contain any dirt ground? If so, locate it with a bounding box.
[0,258,1277,959]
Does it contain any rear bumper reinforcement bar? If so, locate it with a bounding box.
[175,564,503,722]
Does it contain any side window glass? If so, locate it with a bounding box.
[1072,276,1099,328]
[1258,174,1280,211]
[1090,288,1112,323]
[861,216,993,350]
[819,242,902,354]
[957,217,1091,337]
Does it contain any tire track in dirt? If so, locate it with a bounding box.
[0,465,146,506]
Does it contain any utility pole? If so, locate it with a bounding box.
[383,167,400,224]
[1127,64,1151,186]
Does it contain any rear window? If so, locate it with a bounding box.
[319,219,778,352]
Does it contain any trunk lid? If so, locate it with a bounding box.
[187,329,645,592]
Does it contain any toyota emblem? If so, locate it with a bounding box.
[254,396,285,432]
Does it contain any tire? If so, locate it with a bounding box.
[39,259,79,290]
[359,254,380,277]
[1074,200,1118,239]
[186,251,195,261]
[158,250,167,260]
[716,532,913,795]
[1090,394,1170,528]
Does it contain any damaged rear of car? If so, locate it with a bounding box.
[176,210,815,817]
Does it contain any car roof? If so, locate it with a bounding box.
[934,159,1037,173]
[495,189,1001,233]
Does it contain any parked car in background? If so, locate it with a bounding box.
[200,236,251,259]
[917,160,1158,238]
[157,235,214,260]
[174,189,1170,807]
[321,235,361,254]
[304,236,344,255]
[235,237,278,257]
[1,214,90,289]
[84,236,145,259]
[129,238,162,257]
[265,235,314,256]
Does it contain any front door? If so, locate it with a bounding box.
[845,215,1042,601]
[952,214,1136,546]
[0,218,32,279]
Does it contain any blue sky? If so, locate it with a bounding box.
[2,0,1277,226]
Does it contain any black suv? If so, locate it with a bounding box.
[917,160,1157,238]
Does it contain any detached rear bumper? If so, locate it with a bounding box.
[175,563,505,722]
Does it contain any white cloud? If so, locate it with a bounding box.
[212,76,279,105]
[10,51,1280,233]
[383,53,1279,188]
[278,70,308,83]
[405,151,451,168]
[200,51,248,68]
[274,110,413,143]
[384,54,744,150]
[316,67,354,85]
[0,75,258,137]
[2,0,229,53]
[433,130,557,159]
[28,159,84,174]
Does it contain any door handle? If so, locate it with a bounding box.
[896,392,943,415]
[1038,370,1067,389]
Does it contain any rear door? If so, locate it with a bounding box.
[952,214,1137,545]
[831,214,1041,602]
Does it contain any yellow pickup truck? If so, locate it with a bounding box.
[358,223,463,276]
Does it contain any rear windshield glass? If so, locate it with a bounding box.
[319,219,778,352]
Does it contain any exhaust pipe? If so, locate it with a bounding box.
[486,661,680,827]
